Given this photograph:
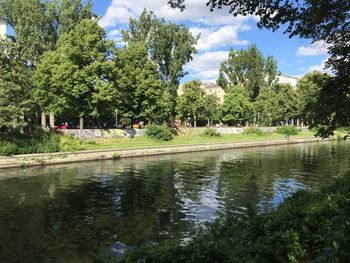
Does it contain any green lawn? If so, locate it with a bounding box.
[61,131,316,152]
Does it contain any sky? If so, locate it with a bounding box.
[93,0,329,83]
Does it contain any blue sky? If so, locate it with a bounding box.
[94,0,329,83]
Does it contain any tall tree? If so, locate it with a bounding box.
[220,85,252,126]
[0,0,56,63]
[0,0,95,64]
[274,83,302,124]
[114,42,167,124]
[203,94,219,126]
[217,45,277,100]
[0,39,33,131]
[297,71,331,126]
[254,87,278,126]
[32,19,116,123]
[176,80,205,127]
[122,10,198,115]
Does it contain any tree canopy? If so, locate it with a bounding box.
[33,19,116,120]
[217,45,278,100]
[122,9,199,114]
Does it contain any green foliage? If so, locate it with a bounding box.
[0,38,33,130]
[122,10,198,114]
[0,129,60,156]
[123,172,350,263]
[221,85,252,125]
[33,19,116,120]
[297,71,330,126]
[217,45,277,100]
[60,134,87,152]
[202,128,220,137]
[276,126,300,136]
[243,127,264,136]
[145,124,174,141]
[176,80,206,127]
[114,42,167,123]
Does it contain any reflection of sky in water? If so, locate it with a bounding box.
[259,176,308,212]
[175,169,224,224]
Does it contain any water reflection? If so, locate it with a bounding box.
[0,141,349,262]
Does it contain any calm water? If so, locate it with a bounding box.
[0,141,349,262]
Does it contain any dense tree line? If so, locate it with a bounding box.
[0,1,198,132]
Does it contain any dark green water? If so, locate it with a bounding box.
[0,141,349,262]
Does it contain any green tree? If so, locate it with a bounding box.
[0,39,33,131]
[217,45,277,100]
[274,83,302,125]
[0,0,94,64]
[0,0,56,63]
[122,10,198,115]
[254,87,278,126]
[203,94,219,126]
[297,71,331,126]
[114,42,167,124]
[32,19,116,124]
[176,80,205,127]
[220,86,252,126]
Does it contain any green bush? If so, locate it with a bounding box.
[276,126,300,136]
[123,172,350,263]
[145,124,174,141]
[60,134,87,152]
[202,128,221,137]
[243,126,264,136]
[0,128,61,156]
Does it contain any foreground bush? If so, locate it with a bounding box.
[243,126,264,136]
[0,129,60,156]
[202,128,221,137]
[276,126,300,136]
[145,124,174,141]
[123,172,350,263]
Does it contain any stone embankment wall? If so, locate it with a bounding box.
[59,126,307,139]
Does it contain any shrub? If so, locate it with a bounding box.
[0,128,61,156]
[145,124,174,141]
[276,126,300,136]
[60,134,87,152]
[203,128,221,137]
[243,126,264,136]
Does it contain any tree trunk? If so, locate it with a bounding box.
[49,112,55,128]
[79,117,84,138]
[41,112,46,129]
[194,114,197,128]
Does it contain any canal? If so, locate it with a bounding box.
[0,141,349,262]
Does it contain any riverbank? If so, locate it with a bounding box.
[0,136,328,170]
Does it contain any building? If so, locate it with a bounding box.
[0,18,6,37]
[276,74,299,88]
[178,82,225,104]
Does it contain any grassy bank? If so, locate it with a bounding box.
[0,129,316,156]
[61,131,316,152]
[119,171,350,263]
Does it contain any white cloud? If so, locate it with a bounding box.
[296,40,329,56]
[190,25,250,51]
[308,58,328,72]
[99,0,257,28]
[185,51,229,81]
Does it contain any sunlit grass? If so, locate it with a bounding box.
[69,131,316,151]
